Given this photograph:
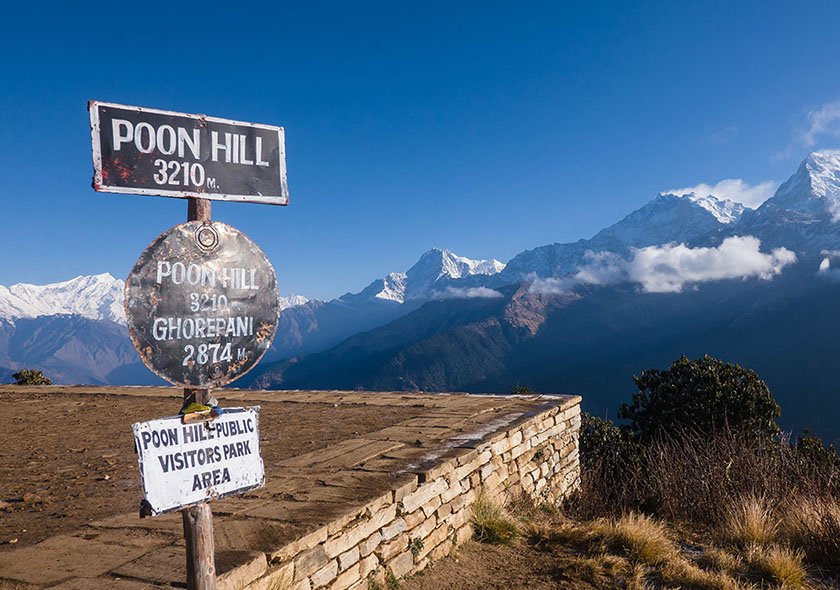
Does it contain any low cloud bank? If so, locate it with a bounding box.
[529,236,797,295]
[433,286,504,299]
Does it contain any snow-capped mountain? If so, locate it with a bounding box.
[270,248,507,359]
[757,150,840,220]
[501,192,737,281]
[252,150,840,443]
[278,294,310,311]
[679,192,745,224]
[0,273,127,324]
[0,273,310,326]
[340,248,505,304]
[9,148,840,406]
[735,150,840,254]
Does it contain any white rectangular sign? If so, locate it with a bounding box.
[132,407,264,515]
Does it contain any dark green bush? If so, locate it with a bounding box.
[510,385,537,395]
[12,369,52,385]
[619,355,780,442]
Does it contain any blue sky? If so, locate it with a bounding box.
[2,1,840,300]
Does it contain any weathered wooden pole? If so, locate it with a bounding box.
[183,197,216,590]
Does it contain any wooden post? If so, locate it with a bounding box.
[183,197,216,590]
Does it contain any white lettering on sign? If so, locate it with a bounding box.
[111,119,203,161]
[111,120,271,168]
[132,407,264,515]
[155,262,260,290]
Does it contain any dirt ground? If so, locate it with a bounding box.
[401,541,572,590]
[0,390,423,551]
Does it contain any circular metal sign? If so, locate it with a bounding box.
[125,221,279,388]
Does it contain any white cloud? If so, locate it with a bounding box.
[528,251,626,295]
[817,250,840,281]
[665,179,778,209]
[801,100,840,147]
[527,276,577,295]
[528,236,796,295]
[628,237,796,293]
[434,287,504,299]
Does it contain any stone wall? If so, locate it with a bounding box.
[240,395,581,590]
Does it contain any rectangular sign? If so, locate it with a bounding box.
[132,407,265,514]
[89,101,289,205]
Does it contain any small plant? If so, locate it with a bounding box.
[385,569,399,590]
[538,501,560,516]
[368,578,383,590]
[12,369,52,385]
[472,494,520,545]
[408,537,424,557]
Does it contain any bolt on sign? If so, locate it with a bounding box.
[133,408,264,514]
[89,101,289,205]
[125,221,279,388]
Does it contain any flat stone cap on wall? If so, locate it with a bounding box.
[0,386,581,590]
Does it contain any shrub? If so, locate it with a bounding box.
[510,385,537,395]
[580,413,641,471]
[619,355,780,442]
[571,414,646,517]
[795,430,840,486]
[12,369,52,385]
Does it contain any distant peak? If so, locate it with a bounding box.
[656,191,745,224]
[761,150,840,218]
[800,150,840,197]
[0,273,126,324]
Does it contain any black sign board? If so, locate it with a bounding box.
[125,221,279,388]
[89,101,289,205]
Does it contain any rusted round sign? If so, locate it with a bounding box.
[125,221,279,388]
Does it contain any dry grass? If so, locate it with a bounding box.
[471,494,520,545]
[574,428,839,526]
[517,502,835,590]
[527,511,676,565]
[778,495,840,571]
[661,557,745,590]
[722,495,780,548]
[697,546,743,577]
[746,545,808,588]
[594,513,676,566]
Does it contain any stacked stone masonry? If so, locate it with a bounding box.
[247,396,581,590]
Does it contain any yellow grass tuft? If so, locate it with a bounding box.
[721,495,779,548]
[593,513,676,565]
[661,555,749,590]
[471,494,520,545]
[747,545,807,588]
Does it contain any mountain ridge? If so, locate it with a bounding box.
[6,150,840,443]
